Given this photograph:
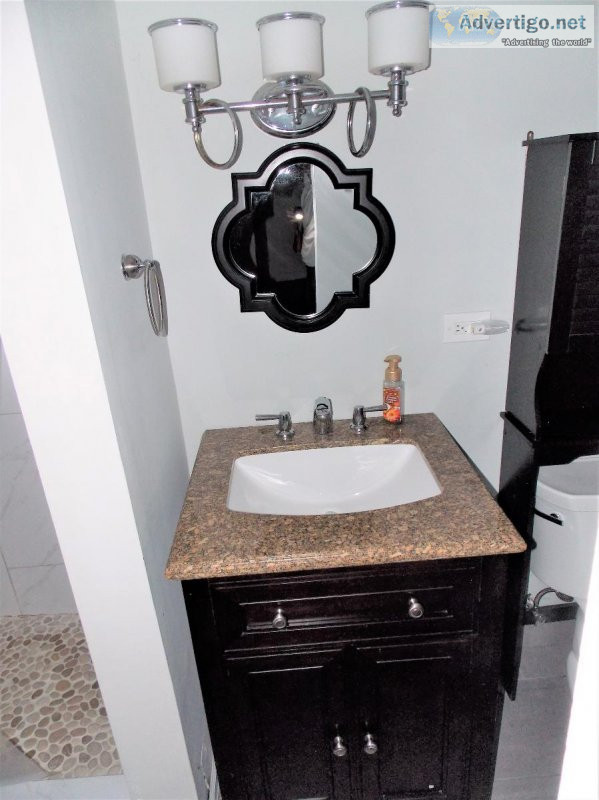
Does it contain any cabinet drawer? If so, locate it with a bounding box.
[209,561,479,651]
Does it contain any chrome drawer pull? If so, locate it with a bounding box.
[332,735,348,757]
[272,608,288,630]
[363,733,378,755]
[408,597,424,619]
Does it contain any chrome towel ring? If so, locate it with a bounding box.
[192,98,243,170]
[346,87,377,158]
[121,254,168,337]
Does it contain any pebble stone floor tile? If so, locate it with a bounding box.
[0,614,122,779]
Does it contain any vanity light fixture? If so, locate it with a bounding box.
[148,2,433,170]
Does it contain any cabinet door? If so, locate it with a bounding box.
[226,648,353,800]
[353,640,473,800]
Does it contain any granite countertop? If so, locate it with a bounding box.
[166,413,526,580]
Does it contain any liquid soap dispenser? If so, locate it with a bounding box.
[383,354,404,424]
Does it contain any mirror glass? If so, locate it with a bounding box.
[228,163,377,315]
[212,144,395,332]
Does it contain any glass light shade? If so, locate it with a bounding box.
[148,18,221,92]
[367,2,432,75]
[257,12,325,81]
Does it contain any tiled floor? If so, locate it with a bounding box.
[2,775,130,800]
[492,619,575,800]
[0,614,121,780]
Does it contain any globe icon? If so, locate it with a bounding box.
[432,7,503,46]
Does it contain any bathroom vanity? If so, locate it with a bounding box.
[167,414,526,800]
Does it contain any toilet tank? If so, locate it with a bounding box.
[531,455,599,604]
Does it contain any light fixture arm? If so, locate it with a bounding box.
[388,69,408,117]
[187,87,392,117]
[179,79,412,168]
[183,85,205,130]
[284,78,307,124]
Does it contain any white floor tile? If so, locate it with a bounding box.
[1,552,20,615]
[0,775,129,800]
[0,414,63,569]
[9,565,76,614]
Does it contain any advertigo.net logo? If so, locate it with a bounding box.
[432,5,595,48]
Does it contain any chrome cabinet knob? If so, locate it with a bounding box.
[272,608,288,630]
[408,597,424,619]
[363,733,378,755]
[332,735,348,758]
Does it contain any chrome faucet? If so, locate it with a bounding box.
[350,404,386,434]
[313,397,333,435]
[255,411,295,441]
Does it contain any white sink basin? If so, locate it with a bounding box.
[227,444,442,515]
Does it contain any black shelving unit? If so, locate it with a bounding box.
[499,132,599,698]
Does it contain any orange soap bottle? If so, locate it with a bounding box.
[383,354,404,424]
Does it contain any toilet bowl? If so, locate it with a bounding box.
[530,455,599,692]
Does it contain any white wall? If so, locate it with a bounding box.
[2,2,206,797]
[0,343,76,615]
[118,0,597,487]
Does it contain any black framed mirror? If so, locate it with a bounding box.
[212,144,395,332]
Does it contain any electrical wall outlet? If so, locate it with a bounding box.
[443,311,491,343]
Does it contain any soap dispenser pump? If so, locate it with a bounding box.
[383,354,404,424]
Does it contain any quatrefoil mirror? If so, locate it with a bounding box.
[212,144,395,332]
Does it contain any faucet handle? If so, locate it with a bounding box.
[256,411,295,441]
[313,397,333,435]
[314,396,333,415]
[350,404,386,434]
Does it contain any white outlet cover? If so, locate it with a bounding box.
[443,311,491,343]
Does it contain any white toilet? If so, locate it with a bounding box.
[529,454,599,693]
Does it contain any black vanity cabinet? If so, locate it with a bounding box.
[352,639,473,799]
[183,555,508,800]
[225,647,352,800]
